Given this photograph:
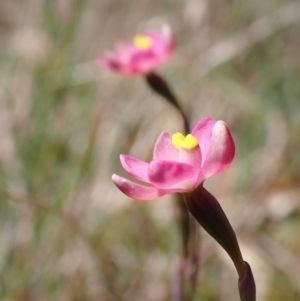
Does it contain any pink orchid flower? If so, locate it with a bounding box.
[112,117,235,200]
[98,25,175,76]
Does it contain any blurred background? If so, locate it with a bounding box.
[1,0,300,300]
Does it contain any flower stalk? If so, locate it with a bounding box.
[145,72,190,134]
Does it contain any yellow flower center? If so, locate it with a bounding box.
[133,34,152,49]
[172,133,199,150]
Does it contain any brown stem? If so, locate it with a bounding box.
[145,72,190,134]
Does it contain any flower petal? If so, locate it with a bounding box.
[201,120,235,178]
[98,56,118,70]
[120,155,150,183]
[177,146,202,167]
[148,160,200,190]
[162,24,176,53]
[112,174,167,201]
[153,132,179,161]
[98,55,131,75]
[130,51,158,74]
[144,25,175,60]
[191,117,216,163]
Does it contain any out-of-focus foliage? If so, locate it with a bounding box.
[0,0,300,300]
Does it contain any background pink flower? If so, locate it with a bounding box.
[112,117,235,200]
[98,25,175,75]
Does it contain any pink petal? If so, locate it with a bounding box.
[153,132,179,161]
[145,27,174,61]
[145,32,166,56]
[120,155,150,183]
[97,56,120,72]
[148,160,200,190]
[116,42,134,50]
[99,43,142,75]
[201,120,235,178]
[177,146,202,167]
[130,50,158,74]
[191,117,216,163]
[112,174,167,201]
[116,43,155,74]
[161,24,176,54]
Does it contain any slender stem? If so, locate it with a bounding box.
[145,72,190,134]
[145,72,201,301]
